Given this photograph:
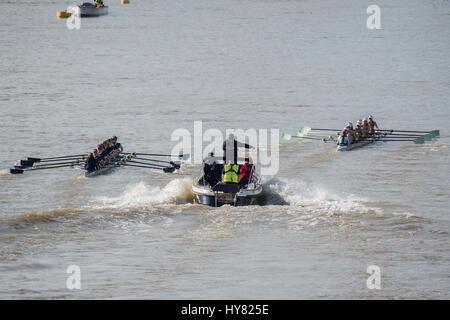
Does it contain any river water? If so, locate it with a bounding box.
[0,0,449,299]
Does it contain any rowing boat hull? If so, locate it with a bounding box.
[84,156,120,177]
[337,139,373,151]
[336,132,385,151]
[68,4,108,17]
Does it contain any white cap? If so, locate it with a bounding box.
[348,122,353,128]
[368,115,373,119]
[363,118,368,121]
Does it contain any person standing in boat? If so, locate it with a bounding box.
[94,0,104,7]
[222,133,254,164]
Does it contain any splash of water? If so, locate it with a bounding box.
[91,178,195,210]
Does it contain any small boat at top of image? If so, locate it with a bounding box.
[67,1,109,17]
[192,153,263,207]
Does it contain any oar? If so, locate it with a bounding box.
[282,133,331,141]
[10,163,76,174]
[28,156,87,163]
[120,159,172,168]
[122,155,181,168]
[380,129,439,135]
[301,127,341,132]
[32,160,84,167]
[115,162,176,173]
[27,155,86,162]
[372,137,425,144]
[122,152,189,158]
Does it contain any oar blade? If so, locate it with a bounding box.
[413,137,425,144]
[297,126,311,137]
[10,168,24,174]
[281,133,292,140]
[163,167,176,173]
[170,161,181,169]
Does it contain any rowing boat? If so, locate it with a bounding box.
[67,3,108,17]
[336,132,387,151]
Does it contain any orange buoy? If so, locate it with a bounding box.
[121,0,130,4]
[57,11,72,19]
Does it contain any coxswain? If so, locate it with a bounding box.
[337,130,349,146]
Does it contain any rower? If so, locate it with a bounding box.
[346,123,355,144]
[361,118,369,138]
[368,115,379,134]
[94,0,104,7]
[85,153,97,173]
[354,122,362,142]
[336,130,349,146]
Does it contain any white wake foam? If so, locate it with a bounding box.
[262,177,374,215]
[91,178,194,210]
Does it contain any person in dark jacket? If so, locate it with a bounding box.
[202,152,222,186]
[85,153,97,173]
[222,133,254,164]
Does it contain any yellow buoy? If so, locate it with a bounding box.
[57,11,72,19]
[121,0,130,4]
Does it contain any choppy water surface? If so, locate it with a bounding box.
[0,0,449,299]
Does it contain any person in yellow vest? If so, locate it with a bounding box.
[222,163,239,184]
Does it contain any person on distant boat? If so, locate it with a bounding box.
[354,122,362,142]
[85,153,97,173]
[368,115,379,134]
[337,130,349,146]
[94,0,104,7]
[346,123,355,144]
[361,118,370,138]
[238,160,253,188]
